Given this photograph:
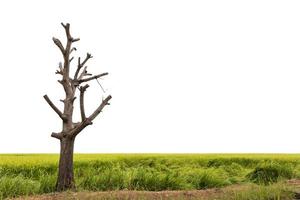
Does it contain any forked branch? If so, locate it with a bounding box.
[78,66,89,80]
[74,53,93,80]
[61,23,80,43]
[72,95,112,136]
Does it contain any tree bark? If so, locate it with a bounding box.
[56,136,75,191]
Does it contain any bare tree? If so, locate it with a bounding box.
[44,23,112,191]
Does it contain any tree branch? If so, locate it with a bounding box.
[60,23,73,92]
[78,73,108,84]
[43,95,66,121]
[51,132,62,140]
[55,62,63,75]
[61,23,71,41]
[69,57,74,63]
[78,66,88,80]
[72,38,80,42]
[61,23,80,43]
[82,53,93,65]
[74,53,92,80]
[71,95,112,137]
[89,95,112,121]
[52,37,65,55]
[70,47,77,54]
[79,84,89,121]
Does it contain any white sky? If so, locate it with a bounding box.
[0,0,299,153]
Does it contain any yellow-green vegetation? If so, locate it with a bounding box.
[0,154,300,199]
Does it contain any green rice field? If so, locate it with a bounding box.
[1,154,300,199]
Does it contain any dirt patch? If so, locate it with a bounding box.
[11,181,298,200]
[11,189,225,200]
[10,185,250,200]
[287,179,300,186]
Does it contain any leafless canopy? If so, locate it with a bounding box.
[44,23,112,140]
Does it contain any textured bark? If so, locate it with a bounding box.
[44,23,111,191]
[56,137,75,191]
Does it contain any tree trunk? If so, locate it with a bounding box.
[56,136,75,191]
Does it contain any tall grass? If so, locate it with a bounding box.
[0,154,299,199]
[0,176,40,199]
[247,162,294,184]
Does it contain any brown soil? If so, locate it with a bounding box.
[10,185,249,200]
[11,180,300,200]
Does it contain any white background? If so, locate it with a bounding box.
[0,0,299,153]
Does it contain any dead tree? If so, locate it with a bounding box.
[43,23,112,191]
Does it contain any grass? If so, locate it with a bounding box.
[246,162,294,184]
[0,154,300,199]
[228,183,295,200]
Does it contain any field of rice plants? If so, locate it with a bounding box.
[1,154,300,199]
